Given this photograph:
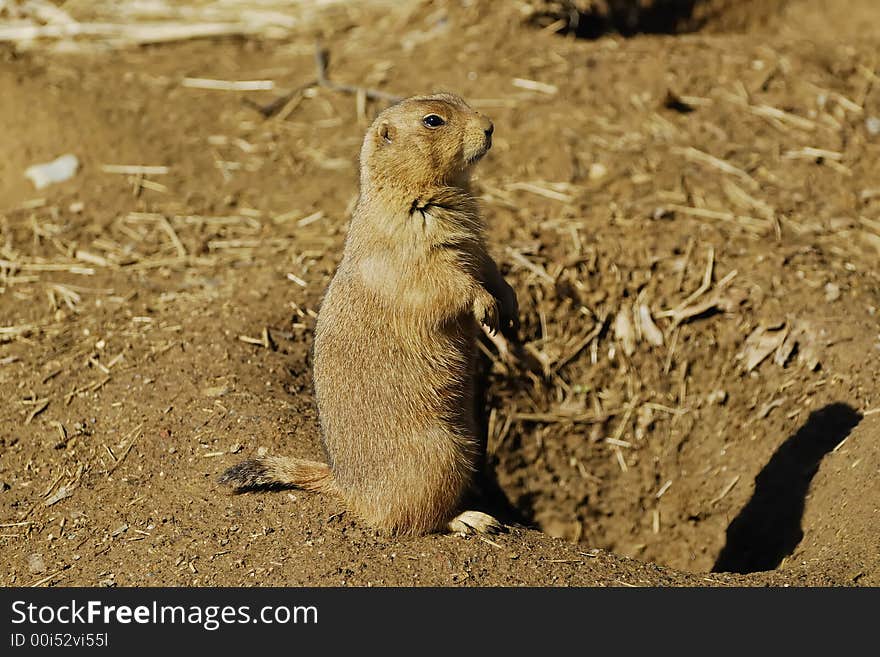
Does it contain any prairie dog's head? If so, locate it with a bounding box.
[359,93,494,194]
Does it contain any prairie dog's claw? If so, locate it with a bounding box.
[474,291,499,334]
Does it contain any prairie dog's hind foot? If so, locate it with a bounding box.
[447,510,504,535]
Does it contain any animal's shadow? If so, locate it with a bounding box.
[713,402,862,574]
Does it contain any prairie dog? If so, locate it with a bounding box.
[220,93,518,535]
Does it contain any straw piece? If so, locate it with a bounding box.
[182,78,275,91]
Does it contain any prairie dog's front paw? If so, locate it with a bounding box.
[473,290,499,334]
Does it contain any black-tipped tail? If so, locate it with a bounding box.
[219,456,335,493]
[218,459,273,489]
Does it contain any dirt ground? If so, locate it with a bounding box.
[1,0,878,587]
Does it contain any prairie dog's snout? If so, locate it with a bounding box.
[479,115,494,141]
[465,114,494,163]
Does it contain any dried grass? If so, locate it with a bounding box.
[0,0,399,50]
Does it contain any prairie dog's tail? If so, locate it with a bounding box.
[218,456,335,493]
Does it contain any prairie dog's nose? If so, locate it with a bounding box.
[483,119,494,138]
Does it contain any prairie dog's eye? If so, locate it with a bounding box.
[422,114,446,128]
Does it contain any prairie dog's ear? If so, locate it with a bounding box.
[378,120,396,144]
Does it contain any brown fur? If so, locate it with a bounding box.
[220,93,517,536]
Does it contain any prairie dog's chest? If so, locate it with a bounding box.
[356,251,474,317]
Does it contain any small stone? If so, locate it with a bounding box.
[588,162,608,181]
[25,154,79,189]
[27,553,46,574]
[825,282,841,302]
